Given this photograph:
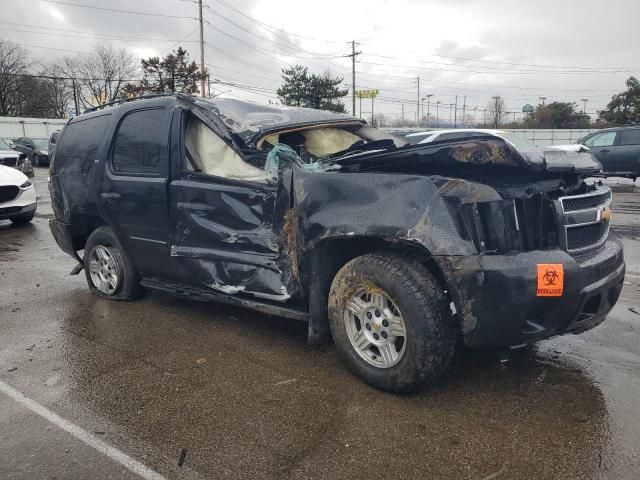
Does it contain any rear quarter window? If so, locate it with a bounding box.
[620,129,640,146]
[54,114,112,174]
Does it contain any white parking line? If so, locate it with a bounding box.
[0,380,166,480]
[625,274,640,279]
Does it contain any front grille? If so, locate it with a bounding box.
[558,188,611,253]
[0,185,20,203]
[0,156,18,167]
[562,191,612,212]
[567,222,608,250]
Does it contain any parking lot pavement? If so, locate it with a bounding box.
[1,168,639,479]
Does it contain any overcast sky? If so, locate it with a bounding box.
[3,0,640,121]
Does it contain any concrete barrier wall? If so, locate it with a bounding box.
[0,117,68,140]
[384,127,600,147]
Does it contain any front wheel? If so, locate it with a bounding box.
[32,154,40,167]
[84,227,144,300]
[328,253,455,393]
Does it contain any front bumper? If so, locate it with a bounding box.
[439,234,625,348]
[0,186,37,220]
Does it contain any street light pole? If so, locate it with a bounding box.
[421,97,425,128]
[425,94,433,128]
[539,96,547,106]
[436,101,441,128]
[581,98,588,113]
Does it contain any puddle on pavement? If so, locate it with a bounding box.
[49,291,616,479]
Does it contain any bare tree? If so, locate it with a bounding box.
[43,64,73,118]
[487,96,506,128]
[64,43,139,108]
[0,40,29,116]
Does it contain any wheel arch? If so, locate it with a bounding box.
[302,235,454,344]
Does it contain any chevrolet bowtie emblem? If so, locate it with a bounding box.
[600,206,612,223]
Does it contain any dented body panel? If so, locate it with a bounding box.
[49,95,625,349]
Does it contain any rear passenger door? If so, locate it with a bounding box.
[616,129,640,176]
[100,107,173,278]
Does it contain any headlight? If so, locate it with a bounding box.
[19,180,32,188]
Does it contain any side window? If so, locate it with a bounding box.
[584,131,616,147]
[619,129,640,146]
[184,114,265,183]
[112,108,167,176]
[55,114,111,173]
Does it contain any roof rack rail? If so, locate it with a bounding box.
[82,92,196,114]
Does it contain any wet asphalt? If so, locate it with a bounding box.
[1,170,639,480]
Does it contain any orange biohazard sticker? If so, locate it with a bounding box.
[537,264,564,297]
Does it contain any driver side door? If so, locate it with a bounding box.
[168,109,296,301]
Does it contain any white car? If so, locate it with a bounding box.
[0,138,20,168]
[0,164,37,224]
[405,128,539,151]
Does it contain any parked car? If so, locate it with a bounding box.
[49,94,624,393]
[405,128,545,151]
[48,131,60,161]
[0,138,21,168]
[13,137,50,167]
[0,138,32,177]
[0,164,37,224]
[554,126,640,180]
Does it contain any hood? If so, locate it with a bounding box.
[332,136,602,175]
[0,164,29,186]
[548,144,590,153]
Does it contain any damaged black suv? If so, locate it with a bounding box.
[49,94,625,393]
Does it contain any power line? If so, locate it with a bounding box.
[43,0,197,19]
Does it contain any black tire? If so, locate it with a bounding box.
[32,154,40,168]
[328,253,455,393]
[83,226,144,300]
[10,213,34,225]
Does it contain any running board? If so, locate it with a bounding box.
[140,278,309,322]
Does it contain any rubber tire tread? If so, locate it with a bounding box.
[328,253,455,393]
[83,226,144,301]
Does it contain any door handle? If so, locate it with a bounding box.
[177,202,216,213]
[101,192,122,202]
[600,149,610,153]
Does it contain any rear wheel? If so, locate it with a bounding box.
[328,253,455,393]
[84,227,144,300]
[32,154,40,167]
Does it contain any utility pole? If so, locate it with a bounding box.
[539,96,546,106]
[416,77,420,126]
[198,0,206,98]
[436,101,441,128]
[207,74,211,98]
[72,78,79,116]
[371,95,375,126]
[401,104,404,125]
[454,95,458,128]
[421,97,425,128]
[461,96,466,128]
[492,96,500,128]
[425,94,433,128]
[449,103,454,126]
[581,98,588,113]
[344,41,361,116]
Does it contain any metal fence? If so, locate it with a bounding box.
[0,117,68,140]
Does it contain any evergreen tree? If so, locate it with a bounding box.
[277,65,348,113]
[123,47,201,97]
[598,76,640,125]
